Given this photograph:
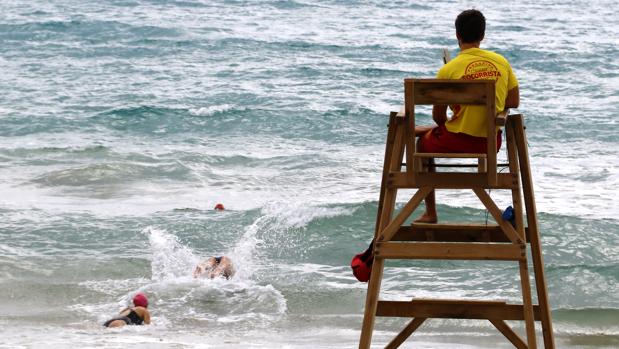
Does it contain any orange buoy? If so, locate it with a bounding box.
[214,203,225,211]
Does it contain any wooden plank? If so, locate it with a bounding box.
[506,121,526,243]
[374,242,524,261]
[519,260,538,349]
[401,162,510,168]
[478,157,487,172]
[412,298,506,306]
[405,124,416,175]
[388,172,518,189]
[511,114,555,348]
[385,318,427,349]
[405,79,493,105]
[496,110,508,127]
[414,152,486,159]
[378,187,432,242]
[489,319,528,349]
[392,224,531,243]
[377,119,407,237]
[360,116,404,349]
[432,163,486,168]
[374,113,402,239]
[373,113,397,239]
[389,118,407,172]
[359,258,386,349]
[404,80,417,177]
[401,163,511,169]
[376,300,542,320]
[404,79,415,119]
[473,188,523,244]
[486,81,497,186]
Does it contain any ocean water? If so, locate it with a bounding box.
[0,0,617,348]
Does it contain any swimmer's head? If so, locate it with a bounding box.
[132,293,148,308]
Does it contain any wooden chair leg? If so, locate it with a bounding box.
[359,257,386,349]
[512,115,555,348]
[519,258,537,349]
[509,117,537,346]
[373,114,399,238]
[363,116,403,348]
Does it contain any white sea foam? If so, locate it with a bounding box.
[261,201,354,229]
[189,104,235,116]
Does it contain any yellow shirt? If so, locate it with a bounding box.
[437,48,519,137]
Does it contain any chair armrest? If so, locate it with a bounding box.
[495,110,508,127]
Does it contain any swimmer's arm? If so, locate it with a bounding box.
[194,258,217,277]
[505,86,519,109]
[143,309,151,325]
[204,258,217,269]
[219,258,235,278]
[209,262,232,278]
[219,257,232,269]
[432,105,448,125]
[208,265,225,278]
[193,265,204,278]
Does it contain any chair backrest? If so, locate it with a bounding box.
[403,79,498,185]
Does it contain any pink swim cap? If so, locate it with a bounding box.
[132,293,148,308]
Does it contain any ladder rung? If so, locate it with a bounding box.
[374,242,524,261]
[376,299,541,320]
[392,224,531,243]
[414,152,486,158]
[410,298,506,305]
[413,222,500,230]
[402,162,510,168]
[387,172,518,189]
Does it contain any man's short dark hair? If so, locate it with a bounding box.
[455,9,486,43]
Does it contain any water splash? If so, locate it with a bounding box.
[144,226,199,281]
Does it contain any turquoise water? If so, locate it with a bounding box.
[1,1,617,348]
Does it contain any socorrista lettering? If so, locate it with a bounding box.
[462,70,502,80]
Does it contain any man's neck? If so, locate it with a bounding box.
[459,42,481,50]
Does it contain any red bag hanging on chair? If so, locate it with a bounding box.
[351,240,374,282]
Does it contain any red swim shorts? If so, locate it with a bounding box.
[418,124,502,153]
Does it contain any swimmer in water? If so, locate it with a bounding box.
[103,293,151,328]
[193,256,235,279]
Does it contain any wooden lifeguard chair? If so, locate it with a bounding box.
[358,79,555,348]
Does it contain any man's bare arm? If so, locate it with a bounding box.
[432,105,448,125]
[505,86,519,109]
